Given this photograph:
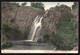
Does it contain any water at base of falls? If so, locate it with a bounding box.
[25,40,36,42]
[25,40,33,41]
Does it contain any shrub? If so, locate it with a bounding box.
[31,2,44,10]
[1,40,13,49]
[51,13,78,50]
[72,2,78,10]
[43,32,50,43]
[37,38,43,43]
[1,24,22,40]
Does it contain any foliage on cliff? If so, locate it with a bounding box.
[1,24,23,40]
[31,2,45,10]
[51,12,77,50]
[42,4,78,50]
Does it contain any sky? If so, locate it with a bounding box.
[14,2,74,10]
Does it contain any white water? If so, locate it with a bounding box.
[27,15,43,41]
[27,11,48,42]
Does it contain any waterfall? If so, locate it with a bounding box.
[27,11,48,42]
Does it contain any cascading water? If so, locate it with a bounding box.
[27,11,48,42]
[27,15,43,41]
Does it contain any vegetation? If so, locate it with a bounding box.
[51,13,77,50]
[43,32,50,43]
[31,2,44,10]
[72,2,78,10]
[42,12,77,50]
[1,24,22,40]
[1,40,13,49]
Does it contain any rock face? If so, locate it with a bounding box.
[1,2,45,40]
[42,9,61,35]
[15,6,44,33]
[41,4,78,49]
[72,46,78,50]
[42,4,71,36]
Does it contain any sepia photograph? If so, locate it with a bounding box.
[1,1,79,53]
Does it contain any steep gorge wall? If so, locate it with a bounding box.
[1,2,45,40]
[42,4,71,36]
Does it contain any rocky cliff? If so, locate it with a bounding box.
[42,4,71,36]
[1,2,45,40]
[41,4,78,50]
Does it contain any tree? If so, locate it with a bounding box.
[51,13,77,50]
[31,2,44,10]
[72,2,78,10]
[43,32,50,43]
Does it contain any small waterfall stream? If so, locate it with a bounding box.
[27,11,48,42]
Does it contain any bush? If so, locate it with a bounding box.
[31,2,44,10]
[72,2,78,10]
[51,13,78,50]
[1,24,22,40]
[43,32,50,43]
[37,38,43,43]
[1,40,13,49]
